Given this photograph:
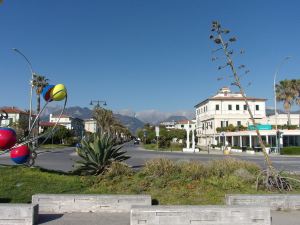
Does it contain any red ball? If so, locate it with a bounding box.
[10,145,30,164]
[0,128,17,150]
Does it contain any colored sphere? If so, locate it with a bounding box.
[10,145,30,164]
[50,84,67,101]
[0,128,17,150]
[42,85,55,102]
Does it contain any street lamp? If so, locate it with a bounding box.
[12,48,35,131]
[273,56,291,153]
[90,100,107,108]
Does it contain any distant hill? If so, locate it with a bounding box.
[114,114,145,134]
[266,108,300,116]
[42,106,144,134]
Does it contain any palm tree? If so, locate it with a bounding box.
[32,74,49,136]
[276,79,298,125]
[92,107,115,134]
[291,79,300,106]
[92,107,132,142]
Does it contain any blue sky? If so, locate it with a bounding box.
[0,0,299,113]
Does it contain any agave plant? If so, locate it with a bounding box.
[73,133,130,175]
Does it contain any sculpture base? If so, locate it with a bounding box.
[183,148,199,153]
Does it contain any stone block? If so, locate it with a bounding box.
[0,204,38,225]
[226,194,300,210]
[32,194,151,213]
[131,205,270,225]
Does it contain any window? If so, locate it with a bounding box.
[256,105,259,110]
[181,125,184,128]
[243,105,247,110]
[237,121,241,126]
[221,121,228,128]
[228,105,232,110]
[236,105,240,110]
[216,104,219,110]
[221,121,224,128]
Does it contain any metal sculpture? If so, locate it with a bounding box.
[0,84,68,166]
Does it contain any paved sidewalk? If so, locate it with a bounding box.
[38,212,130,225]
[272,210,300,225]
[36,210,300,225]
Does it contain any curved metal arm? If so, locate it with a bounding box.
[12,48,35,132]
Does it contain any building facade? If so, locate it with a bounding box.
[84,119,97,133]
[49,114,84,137]
[195,87,266,146]
[194,87,300,148]
[174,120,196,130]
[0,107,33,127]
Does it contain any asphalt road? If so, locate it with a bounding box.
[0,142,300,173]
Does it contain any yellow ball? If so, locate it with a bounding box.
[50,84,67,101]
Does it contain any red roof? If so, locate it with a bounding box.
[39,121,56,127]
[176,120,195,124]
[0,107,35,116]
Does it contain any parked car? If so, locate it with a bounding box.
[134,139,140,145]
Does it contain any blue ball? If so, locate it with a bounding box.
[42,85,55,102]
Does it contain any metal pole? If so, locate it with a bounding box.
[12,48,35,131]
[273,56,291,153]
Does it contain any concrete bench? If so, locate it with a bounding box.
[0,204,38,225]
[131,205,271,225]
[32,194,151,213]
[226,194,300,210]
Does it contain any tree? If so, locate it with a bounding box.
[92,107,132,143]
[51,126,73,144]
[32,74,49,138]
[210,21,293,191]
[291,79,300,106]
[276,79,299,125]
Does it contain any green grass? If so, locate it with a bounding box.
[281,146,300,155]
[1,158,300,204]
[143,143,183,152]
[40,144,72,149]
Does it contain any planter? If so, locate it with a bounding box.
[246,150,255,154]
[231,149,242,153]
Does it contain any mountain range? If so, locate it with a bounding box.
[41,106,192,134]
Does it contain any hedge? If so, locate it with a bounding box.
[281,146,300,155]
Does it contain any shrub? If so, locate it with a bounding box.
[158,136,171,149]
[142,159,180,177]
[206,158,260,177]
[180,161,208,180]
[105,162,133,178]
[281,146,300,155]
[73,133,130,176]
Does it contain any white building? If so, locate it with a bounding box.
[195,87,266,146]
[194,87,300,149]
[160,121,176,129]
[262,114,300,127]
[84,119,97,133]
[175,119,196,130]
[0,106,34,127]
[49,114,84,137]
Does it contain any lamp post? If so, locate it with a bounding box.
[12,48,35,131]
[90,100,107,108]
[273,56,291,153]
